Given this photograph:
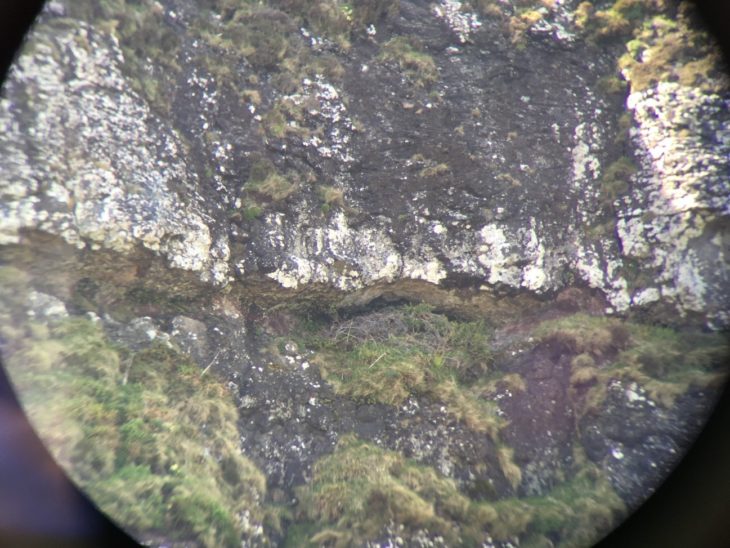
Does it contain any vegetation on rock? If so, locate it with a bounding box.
[296,304,505,435]
[290,434,625,547]
[0,268,269,547]
[378,36,439,88]
[618,5,729,92]
[534,313,728,412]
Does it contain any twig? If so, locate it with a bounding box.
[200,349,222,377]
[368,352,387,369]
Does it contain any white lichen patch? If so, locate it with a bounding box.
[0,21,228,285]
[570,122,601,187]
[432,1,482,44]
[475,222,555,292]
[288,76,355,164]
[618,81,730,318]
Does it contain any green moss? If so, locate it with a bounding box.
[64,0,181,115]
[378,37,438,88]
[419,163,450,178]
[3,314,268,547]
[618,6,728,93]
[533,313,630,358]
[597,74,628,95]
[600,156,636,207]
[294,435,485,546]
[350,0,400,26]
[271,0,351,46]
[509,8,544,47]
[262,97,314,139]
[534,313,728,412]
[298,304,501,434]
[242,204,265,221]
[243,158,297,202]
[489,464,625,545]
[297,435,625,547]
[497,446,522,491]
[317,185,345,207]
[576,0,659,43]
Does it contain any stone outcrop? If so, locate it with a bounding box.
[1,1,728,547]
[1,0,727,324]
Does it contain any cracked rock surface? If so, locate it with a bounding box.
[1,1,728,547]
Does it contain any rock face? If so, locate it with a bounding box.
[2,0,728,323]
[0,15,231,284]
[1,1,728,547]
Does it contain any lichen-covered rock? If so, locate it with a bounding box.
[0,18,230,285]
[618,82,730,323]
[1,1,729,547]
[2,1,728,324]
[580,380,716,508]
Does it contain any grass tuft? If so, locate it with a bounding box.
[294,435,478,546]
[303,304,502,435]
[378,36,438,87]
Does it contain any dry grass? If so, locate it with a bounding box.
[570,366,599,388]
[534,313,631,358]
[618,7,728,93]
[419,163,450,178]
[294,435,469,546]
[536,312,729,416]
[318,185,345,207]
[497,446,522,491]
[480,372,527,396]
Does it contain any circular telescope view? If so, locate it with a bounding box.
[1,1,728,546]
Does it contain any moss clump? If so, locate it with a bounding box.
[64,0,181,115]
[302,304,502,434]
[270,0,400,41]
[575,0,657,43]
[317,185,345,210]
[597,74,628,95]
[248,172,297,201]
[243,157,297,202]
[608,323,728,407]
[350,0,401,27]
[269,0,351,47]
[292,435,495,546]
[492,464,625,546]
[508,8,544,47]
[419,162,450,178]
[196,4,297,68]
[2,310,268,547]
[618,6,728,93]
[600,156,636,207]
[262,96,316,139]
[497,446,522,491]
[534,313,728,412]
[378,37,439,88]
[294,435,625,546]
[241,204,265,221]
[533,313,631,358]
